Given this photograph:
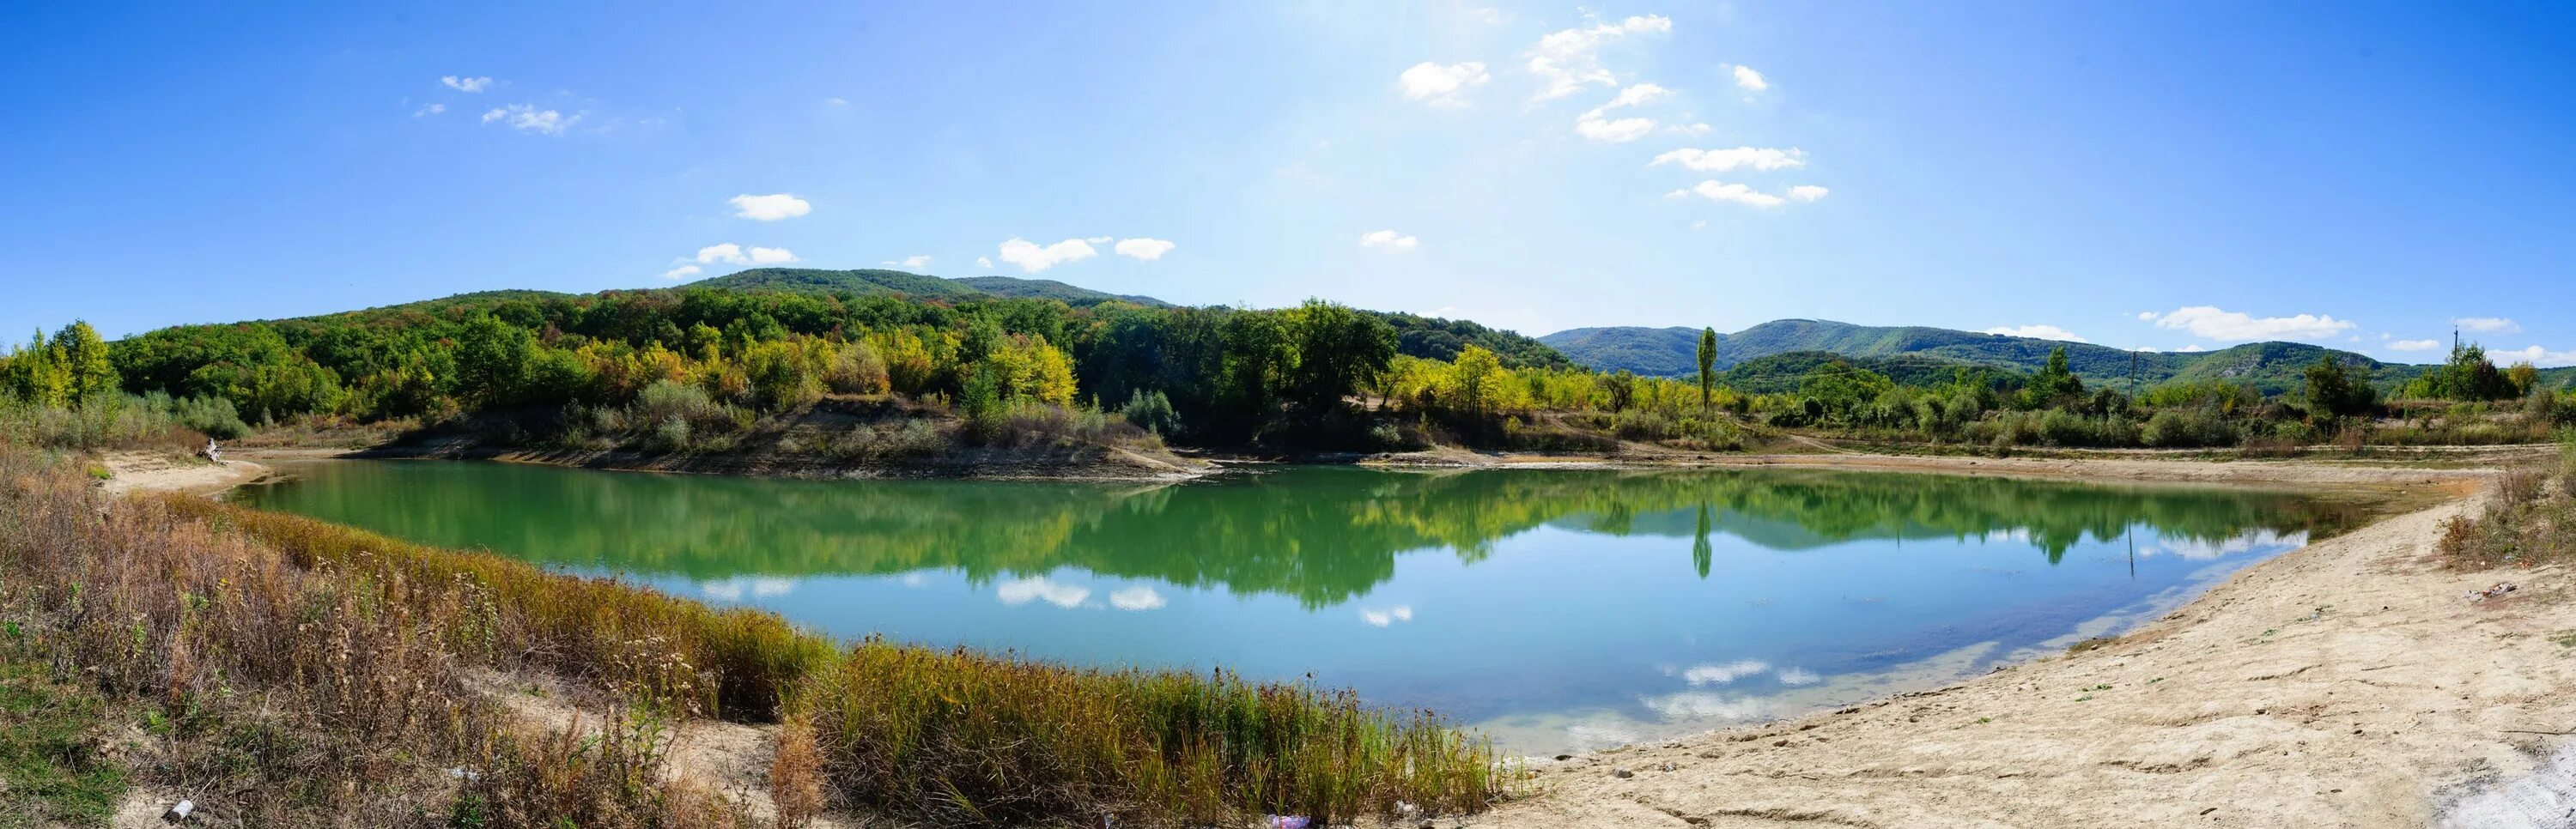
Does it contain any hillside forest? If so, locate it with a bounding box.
[3,270,2572,457]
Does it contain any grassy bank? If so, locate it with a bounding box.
[2436,431,2576,570]
[3,445,1509,825]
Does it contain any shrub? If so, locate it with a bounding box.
[1118,389,1182,437]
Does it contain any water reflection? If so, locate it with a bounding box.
[236,462,2351,755]
[237,463,2352,603]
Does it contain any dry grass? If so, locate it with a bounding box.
[0,445,708,826]
[2436,434,2575,571]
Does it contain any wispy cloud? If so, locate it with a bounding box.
[1526,15,1670,101]
[440,76,492,93]
[480,104,577,136]
[660,264,702,281]
[2143,306,2357,342]
[1983,324,2091,343]
[2453,317,2520,334]
[691,244,796,265]
[1574,82,1669,142]
[1653,147,1807,172]
[880,255,932,269]
[1399,61,1491,106]
[1359,230,1419,250]
[2389,339,2442,352]
[1668,180,1829,208]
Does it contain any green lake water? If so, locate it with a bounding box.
[233,460,2352,754]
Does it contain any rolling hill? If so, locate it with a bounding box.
[1540,319,2494,395]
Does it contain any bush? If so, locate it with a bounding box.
[2142,408,2236,448]
[1117,389,1182,437]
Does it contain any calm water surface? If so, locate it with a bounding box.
[235,461,2348,753]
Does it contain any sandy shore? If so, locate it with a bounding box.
[1471,481,2576,828]
[96,451,270,498]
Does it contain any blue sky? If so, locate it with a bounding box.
[4,2,2573,364]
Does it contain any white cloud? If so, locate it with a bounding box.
[2487,346,2576,367]
[2389,339,2443,352]
[440,76,492,93]
[480,104,577,136]
[997,238,1099,273]
[2136,312,2159,321]
[1691,220,1708,230]
[1084,236,1114,244]
[729,193,811,221]
[2454,317,2521,334]
[1668,122,1713,136]
[997,577,1090,608]
[660,264,703,281]
[1109,586,1166,611]
[976,257,995,269]
[1358,605,1415,627]
[1666,180,1783,207]
[823,97,848,106]
[1526,15,1672,101]
[2144,306,2358,342]
[1399,61,1491,106]
[1652,147,1807,172]
[413,103,446,118]
[1574,82,1669,142]
[1359,230,1419,250]
[1472,6,1513,25]
[1731,65,1770,93]
[1787,185,1829,203]
[880,255,933,269]
[688,244,793,266]
[1983,324,2091,343]
[2176,344,2208,353]
[1113,238,1176,260]
[1575,114,1656,142]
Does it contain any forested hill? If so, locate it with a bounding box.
[697,269,1565,367]
[1539,319,2488,395]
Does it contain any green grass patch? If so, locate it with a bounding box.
[0,653,128,826]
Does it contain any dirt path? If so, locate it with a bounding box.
[1471,489,2576,828]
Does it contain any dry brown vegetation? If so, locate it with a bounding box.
[2434,433,2575,570]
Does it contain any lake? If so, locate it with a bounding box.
[234,460,2351,754]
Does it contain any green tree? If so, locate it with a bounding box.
[2303,354,2374,419]
[52,321,119,402]
[1283,300,1397,414]
[1696,327,1718,410]
[453,315,537,407]
[2024,346,2085,407]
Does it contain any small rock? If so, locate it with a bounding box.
[1612,767,1634,778]
[1658,762,1676,772]
[1552,753,1573,761]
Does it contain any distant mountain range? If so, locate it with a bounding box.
[1540,320,2572,395]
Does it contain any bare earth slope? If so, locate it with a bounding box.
[1473,489,2576,828]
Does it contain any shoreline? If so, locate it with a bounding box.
[1469,475,2573,828]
